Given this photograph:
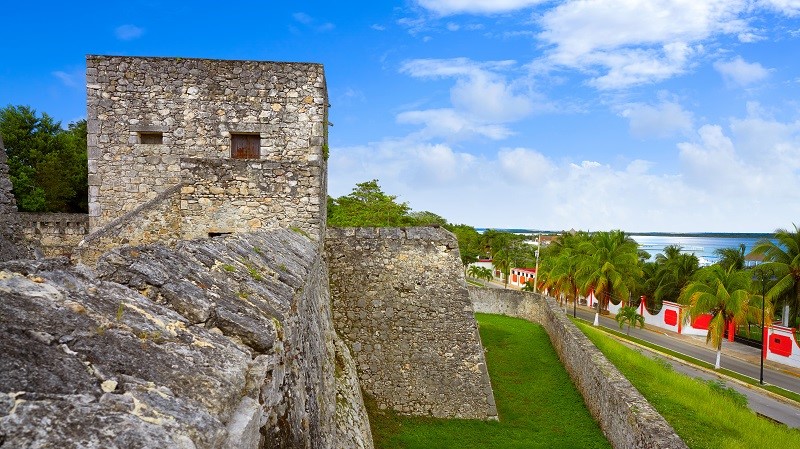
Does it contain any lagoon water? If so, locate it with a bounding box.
[478,228,777,266]
[629,233,774,265]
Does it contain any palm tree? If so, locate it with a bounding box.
[751,224,800,328]
[492,247,512,289]
[679,265,763,369]
[478,266,493,286]
[652,247,699,304]
[615,306,645,335]
[541,232,589,313]
[577,230,642,326]
[715,243,746,271]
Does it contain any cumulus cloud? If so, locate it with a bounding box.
[536,0,749,89]
[416,0,547,15]
[761,0,800,16]
[330,106,800,232]
[400,58,533,123]
[397,109,513,140]
[619,100,694,138]
[713,56,770,87]
[115,24,144,41]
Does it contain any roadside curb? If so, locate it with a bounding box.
[577,317,800,410]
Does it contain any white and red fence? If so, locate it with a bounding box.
[586,292,800,369]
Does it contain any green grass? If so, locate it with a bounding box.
[572,317,800,404]
[577,322,800,449]
[368,313,610,449]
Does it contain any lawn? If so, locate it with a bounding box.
[577,322,800,449]
[367,313,610,449]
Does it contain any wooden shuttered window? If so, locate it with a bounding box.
[231,134,260,159]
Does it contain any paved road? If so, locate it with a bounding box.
[565,305,800,428]
[571,306,800,393]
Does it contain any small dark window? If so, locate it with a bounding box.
[231,134,260,159]
[139,132,163,144]
[208,232,233,238]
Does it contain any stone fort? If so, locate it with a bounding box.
[0,56,684,448]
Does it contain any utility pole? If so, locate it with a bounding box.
[534,233,541,294]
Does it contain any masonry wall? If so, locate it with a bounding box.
[180,158,323,239]
[0,135,35,262]
[469,287,688,449]
[16,213,89,257]
[86,55,327,239]
[326,227,497,419]
[1,230,373,449]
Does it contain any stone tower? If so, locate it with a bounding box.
[85,56,328,242]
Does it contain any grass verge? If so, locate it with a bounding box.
[577,322,800,449]
[572,317,800,404]
[367,313,610,449]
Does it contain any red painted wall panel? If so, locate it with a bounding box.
[769,334,793,357]
[664,309,678,326]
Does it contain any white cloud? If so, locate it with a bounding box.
[400,58,533,123]
[53,71,78,87]
[397,109,513,140]
[619,100,694,138]
[537,0,750,89]
[447,22,461,31]
[760,0,800,16]
[293,12,334,32]
[416,0,547,15]
[371,24,386,31]
[115,24,144,41]
[713,56,770,87]
[330,107,800,232]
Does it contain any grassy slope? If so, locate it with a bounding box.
[577,322,800,449]
[368,313,610,449]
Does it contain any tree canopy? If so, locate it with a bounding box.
[0,105,87,212]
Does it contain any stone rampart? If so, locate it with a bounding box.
[0,230,372,449]
[469,287,688,449]
[326,227,497,419]
[86,55,327,238]
[0,135,36,262]
[16,213,89,257]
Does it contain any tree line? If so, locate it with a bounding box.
[535,227,800,369]
[0,105,88,212]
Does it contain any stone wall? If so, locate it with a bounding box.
[0,135,35,262]
[0,230,372,449]
[16,213,89,257]
[180,158,323,239]
[326,227,497,419]
[86,55,327,239]
[469,287,688,449]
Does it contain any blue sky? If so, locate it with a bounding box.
[2,1,800,232]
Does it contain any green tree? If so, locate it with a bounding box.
[407,210,448,226]
[751,225,800,327]
[327,179,412,227]
[447,224,482,274]
[648,245,699,311]
[541,231,589,312]
[615,305,645,335]
[0,105,87,212]
[715,243,746,271]
[679,265,762,369]
[577,230,642,326]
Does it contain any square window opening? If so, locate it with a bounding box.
[139,132,163,144]
[231,134,260,159]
